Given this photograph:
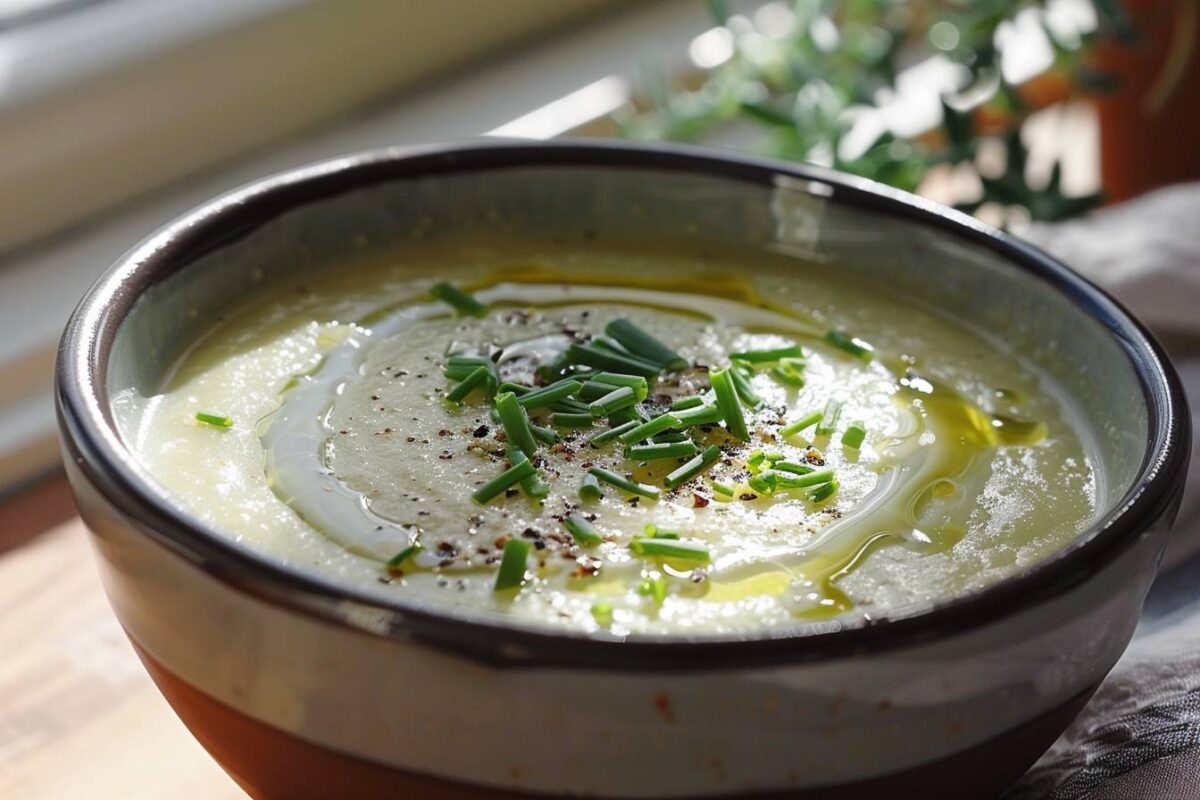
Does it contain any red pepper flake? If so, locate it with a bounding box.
[692,493,710,508]
[653,692,677,724]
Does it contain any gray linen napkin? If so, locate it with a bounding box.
[1006,183,1200,799]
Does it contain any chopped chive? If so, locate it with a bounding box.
[637,574,668,604]
[670,395,705,411]
[815,399,844,437]
[444,365,491,405]
[195,411,233,428]
[578,380,620,401]
[444,357,499,387]
[842,421,867,449]
[629,538,711,562]
[643,524,680,539]
[617,412,682,445]
[588,467,660,499]
[664,444,722,489]
[625,441,699,461]
[472,459,537,504]
[579,473,604,501]
[770,468,835,488]
[729,344,803,363]
[824,329,873,360]
[517,379,583,410]
[809,479,840,503]
[566,344,660,378]
[747,471,777,495]
[564,513,604,546]
[781,410,823,437]
[711,480,735,496]
[729,366,763,408]
[747,450,766,470]
[651,431,689,444]
[588,419,640,445]
[507,449,550,500]
[710,368,750,441]
[592,335,634,355]
[591,372,650,401]
[672,404,723,426]
[535,353,571,383]
[495,381,532,395]
[770,359,806,387]
[605,319,687,371]
[589,386,639,418]
[431,281,486,317]
[764,452,785,462]
[608,405,646,426]
[551,398,591,415]
[551,412,595,428]
[529,423,559,445]
[774,460,815,475]
[494,538,531,591]
[495,392,538,458]
[385,541,422,571]
[591,601,614,626]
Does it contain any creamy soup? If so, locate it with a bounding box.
[116,239,1098,635]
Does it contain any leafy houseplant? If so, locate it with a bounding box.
[616,0,1134,224]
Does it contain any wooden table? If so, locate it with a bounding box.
[0,482,246,799]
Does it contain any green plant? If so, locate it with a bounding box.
[616,0,1130,223]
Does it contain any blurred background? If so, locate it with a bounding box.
[0,0,1195,505]
[0,1,1197,795]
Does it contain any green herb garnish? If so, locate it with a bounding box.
[809,479,840,503]
[551,412,595,428]
[567,344,661,378]
[842,421,867,449]
[670,395,705,411]
[625,441,699,461]
[517,379,583,410]
[815,399,844,437]
[591,601,614,626]
[588,419,640,445]
[824,330,873,360]
[529,423,559,445]
[589,385,639,418]
[431,281,487,318]
[195,411,233,428]
[564,513,604,546]
[617,413,681,445]
[672,404,723,426]
[710,368,750,441]
[637,574,668,604]
[729,366,762,408]
[385,541,422,571]
[629,538,711,563]
[579,473,604,502]
[664,444,722,489]
[729,344,803,363]
[588,467,660,500]
[605,319,687,371]
[495,391,538,458]
[780,410,822,437]
[444,365,491,405]
[494,538,531,591]
[591,372,650,401]
[472,458,537,504]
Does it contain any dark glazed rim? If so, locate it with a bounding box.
[55,140,1191,670]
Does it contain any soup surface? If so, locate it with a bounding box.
[116,239,1098,635]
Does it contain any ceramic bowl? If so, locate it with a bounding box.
[56,141,1191,799]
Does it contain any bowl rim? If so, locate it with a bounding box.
[55,139,1191,670]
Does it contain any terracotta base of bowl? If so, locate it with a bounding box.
[132,639,1092,799]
